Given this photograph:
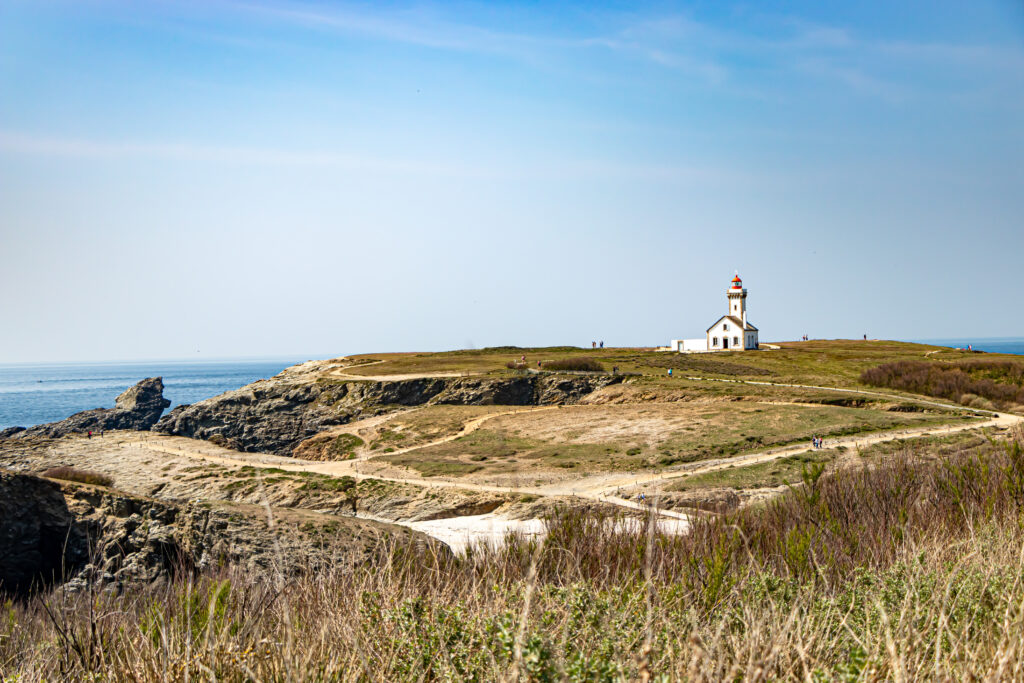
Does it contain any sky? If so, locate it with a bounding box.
[1,0,1022,362]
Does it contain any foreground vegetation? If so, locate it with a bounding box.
[4,428,1023,680]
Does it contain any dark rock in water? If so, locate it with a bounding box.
[2,378,171,440]
[154,373,622,456]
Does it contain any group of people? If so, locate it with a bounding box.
[811,436,825,449]
[591,340,605,349]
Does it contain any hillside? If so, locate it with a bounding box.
[2,340,1024,679]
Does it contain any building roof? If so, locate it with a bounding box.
[706,315,758,333]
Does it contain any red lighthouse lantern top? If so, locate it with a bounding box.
[731,274,743,290]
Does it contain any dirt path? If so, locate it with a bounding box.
[372,406,561,459]
[575,411,1019,496]
[129,409,1017,526]
[127,376,1021,530]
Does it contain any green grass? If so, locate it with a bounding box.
[337,340,1016,391]
[382,401,966,478]
[298,474,357,493]
[668,451,833,491]
[331,433,364,458]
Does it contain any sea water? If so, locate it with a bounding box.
[916,338,1024,356]
[0,359,303,429]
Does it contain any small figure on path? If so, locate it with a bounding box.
[599,340,604,349]
[87,430,92,439]
[667,368,673,378]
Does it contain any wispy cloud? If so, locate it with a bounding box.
[0,129,747,185]
[195,2,1024,100]
[0,129,465,174]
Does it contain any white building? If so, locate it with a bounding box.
[668,274,759,352]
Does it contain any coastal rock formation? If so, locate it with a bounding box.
[0,469,444,596]
[153,373,622,456]
[0,471,90,595]
[2,378,171,439]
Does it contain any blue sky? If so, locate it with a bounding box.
[1,1,1022,362]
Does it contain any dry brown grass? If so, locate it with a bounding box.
[40,466,113,487]
[4,430,1024,680]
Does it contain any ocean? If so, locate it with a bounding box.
[0,359,304,430]
[916,338,1024,356]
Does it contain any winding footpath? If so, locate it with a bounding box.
[131,364,1023,529]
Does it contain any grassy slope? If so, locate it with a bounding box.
[383,402,964,478]
[7,430,1024,680]
[340,340,999,386]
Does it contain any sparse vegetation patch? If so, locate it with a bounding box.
[41,466,113,487]
[862,359,1024,409]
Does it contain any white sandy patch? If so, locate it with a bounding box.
[402,513,691,555]
[404,514,546,555]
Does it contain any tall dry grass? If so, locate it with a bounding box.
[3,430,1024,681]
[862,359,1024,409]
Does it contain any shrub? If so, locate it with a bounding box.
[541,358,605,372]
[861,359,1024,409]
[331,433,364,458]
[41,466,113,487]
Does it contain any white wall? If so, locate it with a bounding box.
[707,319,740,350]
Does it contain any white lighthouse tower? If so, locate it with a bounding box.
[706,273,759,350]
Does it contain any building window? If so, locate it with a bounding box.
[713,337,718,347]
[723,323,729,331]
[733,337,739,346]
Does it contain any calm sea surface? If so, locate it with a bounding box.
[0,359,303,429]
[916,338,1024,356]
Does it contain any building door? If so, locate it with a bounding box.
[723,337,729,349]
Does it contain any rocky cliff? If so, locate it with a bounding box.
[0,469,442,596]
[154,373,622,456]
[2,377,171,439]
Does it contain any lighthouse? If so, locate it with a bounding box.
[666,273,761,352]
[727,274,748,328]
[705,273,759,350]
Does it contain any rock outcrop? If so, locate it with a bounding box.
[154,374,623,456]
[2,378,171,439]
[0,471,90,595]
[0,469,443,596]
